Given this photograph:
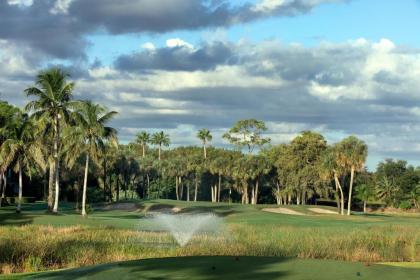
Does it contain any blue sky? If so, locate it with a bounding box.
[86,0,420,66]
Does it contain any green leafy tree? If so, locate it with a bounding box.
[25,68,78,213]
[223,119,270,153]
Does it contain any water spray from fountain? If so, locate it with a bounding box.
[152,213,222,246]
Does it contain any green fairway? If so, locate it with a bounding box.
[1,200,420,230]
[4,257,420,280]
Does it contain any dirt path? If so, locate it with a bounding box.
[262,207,306,215]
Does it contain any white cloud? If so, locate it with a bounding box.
[7,0,33,7]
[50,0,74,15]
[252,0,291,12]
[166,38,194,49]
[141,42,156,51]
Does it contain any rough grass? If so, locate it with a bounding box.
[0,223,419,274]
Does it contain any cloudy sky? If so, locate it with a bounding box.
[1,0,420,169]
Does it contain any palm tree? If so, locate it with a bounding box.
[336,136,368,215]
[320,147,345,215]
[136,131,150,158]
[65,101,117,216]
[408,184,420,209]
[355,183,376,213]
[197,129,212,159]
[25,68,78,213]
[151,131,170,161]
[376,176,399,207]
[0,112,45,213]
[0,102,20,207]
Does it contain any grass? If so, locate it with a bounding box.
[0,200,420,276]
[3,257,420,280]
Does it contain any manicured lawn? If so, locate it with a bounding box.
[1,199,419,230]
[4,256,420,280]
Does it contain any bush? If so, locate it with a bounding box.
[399,201,412,210]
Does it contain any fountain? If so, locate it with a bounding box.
[152,213,222,246]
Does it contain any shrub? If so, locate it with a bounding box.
[399,201,412,210]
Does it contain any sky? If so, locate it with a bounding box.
[1,0,420,170]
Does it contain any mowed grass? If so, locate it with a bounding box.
[2,199,420,229]
[4,257,420,280]
[0,200,420,275]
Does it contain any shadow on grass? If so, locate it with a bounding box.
[0,211,34,226]
[177,205,240,217]
[27,256,291,280]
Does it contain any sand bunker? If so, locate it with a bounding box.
[103,202,139,211]
[308,207,338,215]
[262,207,306,215]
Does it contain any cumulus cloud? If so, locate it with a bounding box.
[115,41,236,72]
[2,36,420,168]
[0,0,342,59]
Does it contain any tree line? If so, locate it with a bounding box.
[0,68,419,216]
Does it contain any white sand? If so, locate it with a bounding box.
[308,207,338,214]
[262,207,306,215]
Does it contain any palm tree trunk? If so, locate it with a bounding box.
[0,172,4,207]
[334,184,340,212]
[179,177,183,200]
[53,159,60,213]
[146,173,150,198]
[254,180,259,205]
[158,145,161,161]
[275,183,280,205]
[16,162,23,213]
[363,201,367,213]
[347,166,355,215]
[142,144,145,158]
[48,162,54,211]
[116,176,120,201]
[103,161,107,202]
[217,174,221,202]
[75,181,80,210]
[175,176,179,200]
[334,173,345,215]
[52,118,60,214]
[82,154,89,216]
[194,175,198,202]
[187,185,190,201]
[2,172,7,206]
[203,141,207,159]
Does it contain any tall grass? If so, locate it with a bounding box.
[0,224,419,274]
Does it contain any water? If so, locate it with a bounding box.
[151,213,222,246]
